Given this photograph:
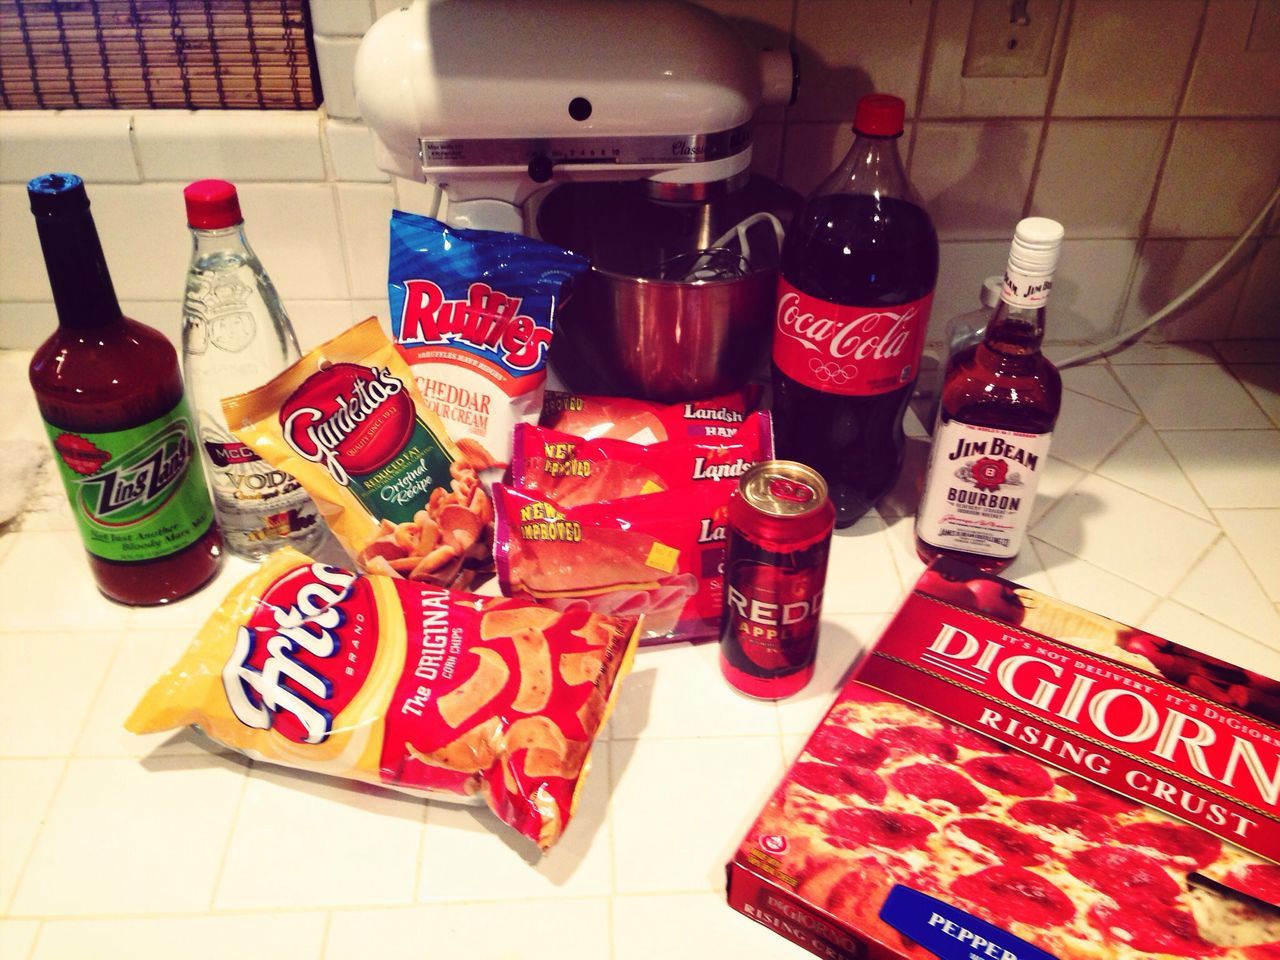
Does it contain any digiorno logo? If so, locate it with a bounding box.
[398,279,550,371]
[222,563,373,744]
[914,616,1280,839]
[280,363,414,484]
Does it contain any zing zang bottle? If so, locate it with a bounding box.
[915,217,1065,572]
[181,179,323,561]
[770,93,939,527]
[27,173,223,605]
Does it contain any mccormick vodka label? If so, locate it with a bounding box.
[916,420,1052,559]
[772,278,933,396]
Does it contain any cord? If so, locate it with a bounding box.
[1058,180,1280,368]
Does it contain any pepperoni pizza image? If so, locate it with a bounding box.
[741,688,1280,959]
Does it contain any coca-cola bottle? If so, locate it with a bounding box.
[915,217,1064,572]
[771,93,938,527]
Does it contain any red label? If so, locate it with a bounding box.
[859,592,1280,864]
[279,362,415,479]
[724,559,824,673]
[203,439,261,467]
[221,562,376,745]
[772,278,932,396]
[398,279,550,371]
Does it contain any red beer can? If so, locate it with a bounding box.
[719,460,835,700]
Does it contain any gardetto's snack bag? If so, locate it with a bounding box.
[126,548,641,849]
[222,317,493,590]
[388,211,589,470]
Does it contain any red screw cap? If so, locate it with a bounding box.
[853,94,905,137]
[184,179,243,229]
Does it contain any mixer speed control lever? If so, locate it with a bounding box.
[527,154,554,184]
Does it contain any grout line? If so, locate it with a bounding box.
[2,757,71,920]
[1113,0,1212,337]
[317,910,333,960]
[904,0,940,176]
[1020,0,1076,221]
[204,757,254,913]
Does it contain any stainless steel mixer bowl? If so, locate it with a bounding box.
[535,176,798,402]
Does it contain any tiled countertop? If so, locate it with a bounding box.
[2,339,1279,960]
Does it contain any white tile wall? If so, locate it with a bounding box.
[1030,120,1168,239]
[1183,0,1280,116]
[1,0,1276,357]
[909,121,1041,241]
[133,111,326,182]
[0,111,140,184]
[1051,0,1202,117]
[921,0,1068,118]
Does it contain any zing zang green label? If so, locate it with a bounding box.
[45,398,215,562]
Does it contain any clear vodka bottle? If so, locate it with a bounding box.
[181,179,324,561]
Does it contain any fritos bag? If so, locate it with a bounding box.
[126,548,640,849]
[494,483,730,645]
[509,411,774,507]
[540,385,763,443]
[221,317,493,590]
[388,211,589,470]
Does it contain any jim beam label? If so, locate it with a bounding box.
[916,420,1051,559]
[44,398,215,563]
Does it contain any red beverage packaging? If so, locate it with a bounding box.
[727,557,1280,959]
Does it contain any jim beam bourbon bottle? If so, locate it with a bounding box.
[915,217,1065,573]
[719,461,835,700]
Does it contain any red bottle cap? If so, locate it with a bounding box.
[184,179,243,229]
[853,94,905,137]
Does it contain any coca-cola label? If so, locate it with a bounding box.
[772,278,932,397]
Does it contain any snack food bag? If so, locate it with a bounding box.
[126,548,640,849]
[508,411,774,507]
[727,558,1280,959]
[541,385,763,443]
[222,317,493,589]
[494,483,730,644]
[388,211,589,470]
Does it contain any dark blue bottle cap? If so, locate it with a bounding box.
[28,173,90,218]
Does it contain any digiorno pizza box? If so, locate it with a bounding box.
[727,558,1280,960]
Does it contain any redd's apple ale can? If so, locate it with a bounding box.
[719,460,835,699]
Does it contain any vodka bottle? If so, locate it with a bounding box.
[181,180,323,561]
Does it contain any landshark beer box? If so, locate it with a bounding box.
[727,558,1280,959]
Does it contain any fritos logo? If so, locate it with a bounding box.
[398,279,551,371]
[280,363,414,483]
[222,562,372,744]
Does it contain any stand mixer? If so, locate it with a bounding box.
[355,0,799,401]
[353,0,796,233]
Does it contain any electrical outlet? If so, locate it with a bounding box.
[962,0,1061,79]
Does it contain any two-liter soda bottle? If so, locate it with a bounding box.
[771,93,939,527]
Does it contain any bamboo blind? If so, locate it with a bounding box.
[0,0,320,110]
